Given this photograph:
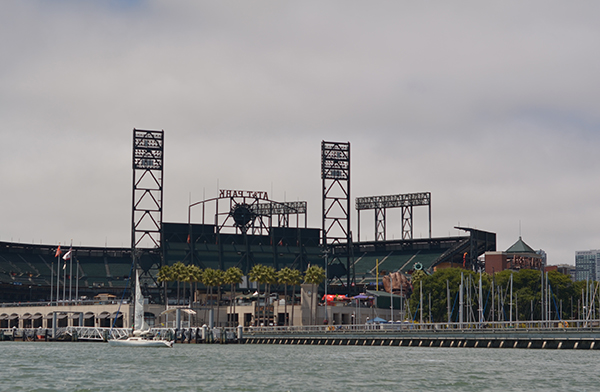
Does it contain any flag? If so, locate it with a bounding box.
[55,245,61,258]
[187,234,190,244]
[63,262,67,270]
[63,250,72,261]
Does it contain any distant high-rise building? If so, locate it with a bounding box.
[575,250,600,281]
[554,264,576,281]
[536,249,547,267]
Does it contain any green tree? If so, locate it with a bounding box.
[304,265,326,325]
[573,279,590,320]
[249,264,268,326]
[224,267,244,326]
[263,266,277,326]
[408,268,489,323]
[201,268,220,324]
[289,269,303,326]
[410,270,427,288]
[408,267,586,324]
[171,261,187,305]
[494,269,577,322]
[187,265,203,306]
[213,269,225,326]
[180,264,192,306]
[157,265,174,306]
[277,267,294,326]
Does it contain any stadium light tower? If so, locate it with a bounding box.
[131,129,164,250]
[131,129,165,299]
[321,141,353,292]
[356,192,431,241]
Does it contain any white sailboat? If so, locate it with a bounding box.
[108,269,173,348]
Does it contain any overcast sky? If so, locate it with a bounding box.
[2,1,599,265]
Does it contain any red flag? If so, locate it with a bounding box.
[187,234,190,244]
[63,250,72,261]
[55,245,61,258]
[463,252,467,267]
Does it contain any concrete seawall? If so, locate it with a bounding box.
[241,327,600,349]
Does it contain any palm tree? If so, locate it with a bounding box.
[201,268,218,324]
[184,264,202,307]
[214,269,225,327]
[157,265,173,306]
[277,267,294,326]
[183,265,202,326]
[187,265,203,306]
[249,264,267,326]
[263,266,277,326]
[289,269,303,326]
[180,264,193,306]
[304,265,326,325]
[171,261,187,305]
[224,267,243,326]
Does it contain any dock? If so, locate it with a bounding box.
[242,325,600,349]
[3,320,600,349]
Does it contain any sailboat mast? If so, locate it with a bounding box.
[56,256,60,305]
[447,279,451,323]
[69,241,73,302]
[478,269,483,324]
[459,272,464,327]
[509,273,513,325]
[75,257,79,301]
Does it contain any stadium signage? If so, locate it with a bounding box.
[219,189,269,200]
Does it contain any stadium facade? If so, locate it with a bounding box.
[0,130,496,308]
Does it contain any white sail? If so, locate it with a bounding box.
[108,268,172,347]
[134,269,149,332]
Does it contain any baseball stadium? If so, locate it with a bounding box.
[0,130,496,328]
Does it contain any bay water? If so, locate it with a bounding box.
[2,341,599,391]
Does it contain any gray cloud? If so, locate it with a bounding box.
[1,1,599,264]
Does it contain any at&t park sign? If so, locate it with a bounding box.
[219,189,269,200]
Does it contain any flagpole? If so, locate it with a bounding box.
[55,244,61,306]
[56,255,60,305]
[63,256,66,304]
[69,241,73,303]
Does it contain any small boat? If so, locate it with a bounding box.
[108,269,173,348]
[108,331,173,348]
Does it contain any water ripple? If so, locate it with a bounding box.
[1,342,599,391]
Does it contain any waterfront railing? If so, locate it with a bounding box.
[3,319,600,339]
[0,300,126,308]
[241,319,600,334]
[4,320,600,344]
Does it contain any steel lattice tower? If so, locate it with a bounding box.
[321,141,353,291]
[132,129,164,249]
[356,192,431,241]
[131,129,164,298]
